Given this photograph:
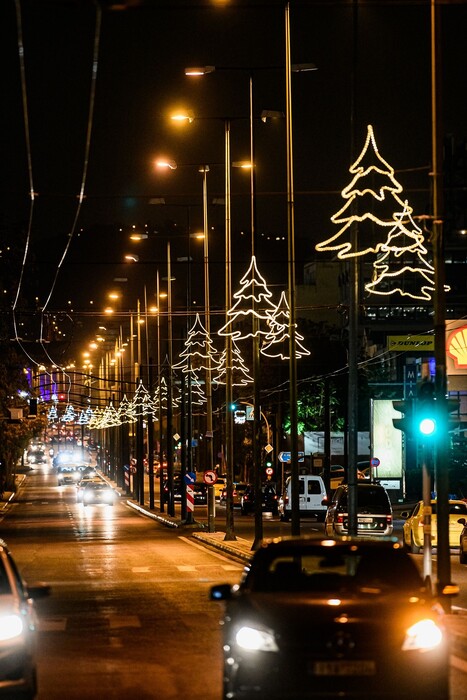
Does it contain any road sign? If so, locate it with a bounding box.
[278,451,305,463]
[264,444,273,453]
[370,457,380,468]
[203,470,218,485]
[265,467,274,476]
[184,471,196,485]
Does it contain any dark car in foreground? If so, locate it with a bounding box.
[240,483,279,516]
[0,539,50,699]
[210,536,452,700]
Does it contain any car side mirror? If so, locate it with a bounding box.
[321,498,329,507]
[400,511,409,519]
[458,518,466,526]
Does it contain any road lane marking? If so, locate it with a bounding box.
[132,567,151,573]
[177,565,197,572]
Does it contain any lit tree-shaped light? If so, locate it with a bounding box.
[173,313,220,373]
[213,338,253,386]
[218,255,276,340]
[61,404,76,423]
[101,402,121,428]
[88,407,104,429]
[365,203,435,300]
[47,404,58,422]
[77,409,90,425]
[188,375,207,407]
[261,291,310,360]
[117,395,137,424]
[315,124,409,259]
[153,375,180,412]
[130,379,157,418]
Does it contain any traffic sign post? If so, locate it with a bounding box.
[203,471,217,533]
[184,472,196,524]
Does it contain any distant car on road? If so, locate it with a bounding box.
[81,482,116,506]
[0,538,50,699]
[210,536,451,700]
[219,482,248,508]
[324,482,393,537]
[240,483,279,516]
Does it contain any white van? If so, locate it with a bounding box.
[279,475,327,522]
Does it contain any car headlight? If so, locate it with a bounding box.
[235,625,279,652]
[0,614,24,642]
[402,619,443,652]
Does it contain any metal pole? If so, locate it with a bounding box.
[166,241,175,517]
[157,271,164,513]
[285,3,299,537]
[431,0,451,604]
[202,165,215,532]
[347,0,359,536]
[224,118,236,541]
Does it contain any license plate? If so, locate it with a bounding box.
[312,660,376,676]
[358,517,373,523]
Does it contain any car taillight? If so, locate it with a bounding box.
[337,514,345,524]
[387,515,393,524]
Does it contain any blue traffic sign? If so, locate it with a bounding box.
[184,471,196,484]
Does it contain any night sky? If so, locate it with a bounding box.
[3,0,467,360]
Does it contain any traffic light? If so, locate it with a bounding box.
[415,380,437,439]
[392,398,415,436]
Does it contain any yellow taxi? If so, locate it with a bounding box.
[402,499,467,553]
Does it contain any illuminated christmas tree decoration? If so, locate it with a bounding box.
[88,407,104,429]
[101,402,121,428]
[365,203,435,300]
[117,395,137,424]
[173,313,219,373]
[218,255,276,340]
[153,376,180,411]
[61,404,76,423]
[213,338,253,386]
[47,405,58,422]
[261,291,310,359]
[130,380,157,417]
[316,125,410,259]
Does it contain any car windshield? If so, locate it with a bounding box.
[338,487,390,512]
[248,547,422,593]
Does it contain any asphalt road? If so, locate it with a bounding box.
[1,465,466,699]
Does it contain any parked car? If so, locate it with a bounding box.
[219,482,248,507]
[402,499,467,554]
[210,536,451,700]
[458,516,467,564]
[324,482,393,537]
[279,475,327,522]
[0,538,50,699]
[240,483,279,516]
[81,482,116,506]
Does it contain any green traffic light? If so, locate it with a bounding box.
[418,417,436,436]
